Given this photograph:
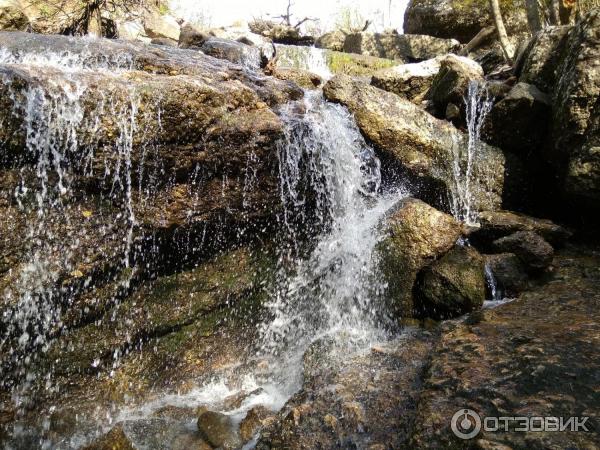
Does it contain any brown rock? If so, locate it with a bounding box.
[493,231,554,271]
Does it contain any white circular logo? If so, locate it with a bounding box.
[451,409,482,440]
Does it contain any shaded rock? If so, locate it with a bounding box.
[323,74,507,212]
[551,10,600,214]
[425,54,484,114]
[197,411,241,450]
[370,57,442,103]
[410,244,600,449]
[516,25,570,92]
[315,30,346,52]
[240,406,272,442]
[144,11,180,42]
[270,67,323,89]
[150,37,177,47]
[82,425,135,450]
[404,0,529,43]
[377,198,462,317]
[415,245,486,319]
[178,23,209,49]
[344,31,459,62]
[485,82,551,153]
[484,253,529,295]
[470,210,571,247]
[0,0,28,31]
[493,231,553,271]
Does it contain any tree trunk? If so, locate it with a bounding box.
[488,0,515,61]
[525,0,542,32]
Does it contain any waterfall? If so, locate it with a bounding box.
[273,44,333,80]
[0,46,144,396]
[258,91,399,396]
[449,80,493,226]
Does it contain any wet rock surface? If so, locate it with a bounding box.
[257,244,600,449]
[493,230,554,271]
[377,198,462,317]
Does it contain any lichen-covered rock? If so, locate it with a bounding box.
[404,0,529,43]
[377,198,463,317]
[239,406,273,443]
[370,57,442,104]
[344,31,460,62]
[270,67,323,89]
[197,411,242,450]
[551,10,600,213]
[415,245,486,319]
[493,231,554,271]
[315,30,346,52]
[485,82,551,153]
[484,252,529,295]
[323,74,506,212]
[425,54,484,114]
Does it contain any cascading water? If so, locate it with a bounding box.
[273,44,333,80]
[449,80,493,226]
[0,43,145,400]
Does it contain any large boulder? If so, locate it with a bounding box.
[425,54,484,115]
[143,11,180,42]
[0,32,298,380]
[485,82,551,153]
[404,0,529,43]
[197,411,242,450]
[323,74,507,212]
[344,31,460,62]
[270,67,323,89]
[370,57,442,104]
[377,198,463,317]
[415,245,486,319]
[551,10,600,214]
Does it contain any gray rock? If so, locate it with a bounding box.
[324,74,506,213]
[404,0,529,43]
[493,231,554,271]
[371,57,442,103]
